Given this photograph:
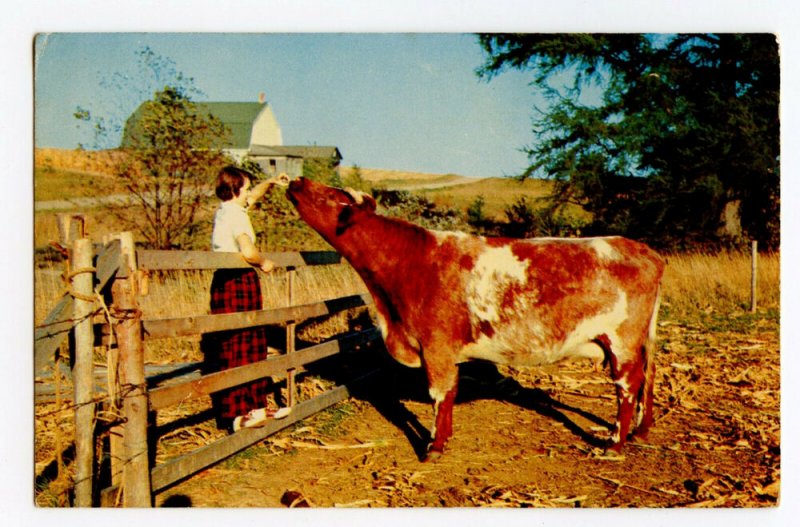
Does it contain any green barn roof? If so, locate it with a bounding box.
[196,102,265,148]
[121,101,271,149]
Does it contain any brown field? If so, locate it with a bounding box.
[33,149,780,508]
[420,177,589,221]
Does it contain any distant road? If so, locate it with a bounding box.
[34,194,132,212]
[34,189,213,212]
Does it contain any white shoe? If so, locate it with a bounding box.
[232,415,244,432]
[232,407,291,432]
[273,407,292,419]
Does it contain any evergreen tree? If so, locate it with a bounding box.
[478,34,779,249]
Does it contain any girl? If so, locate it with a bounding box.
[203,165,289,432]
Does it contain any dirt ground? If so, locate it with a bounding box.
[152,310,780,509]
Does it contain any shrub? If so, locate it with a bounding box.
[502,196,585,238]
[372,188,467,231]
[466,195,486,227]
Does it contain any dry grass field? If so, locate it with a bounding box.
[33,251,779,361]
[35,148,124,177]
[33,149,781,508]
[421,177,556,219]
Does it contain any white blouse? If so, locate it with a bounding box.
[211,201,256,253]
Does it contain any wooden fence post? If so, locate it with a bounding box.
[750,240,758,313]
[71,237,95,507]
[112,233,152,507]
[57,213,85,247]
[100,235,124,505]
[286,268,297,408]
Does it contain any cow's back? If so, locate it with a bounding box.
[452,235,663,367]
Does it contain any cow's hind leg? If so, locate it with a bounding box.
[632,295,660,440]
[631,342,655,440]
[607,354,645,454]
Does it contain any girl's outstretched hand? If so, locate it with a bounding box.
[271,173,290,187]
[246,173,290,207]
[259,258,275,273]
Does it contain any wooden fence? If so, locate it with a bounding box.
[34,219,381,507]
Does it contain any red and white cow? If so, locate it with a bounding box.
[287,178,665,460]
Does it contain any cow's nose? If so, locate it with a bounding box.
[288,177,304,191]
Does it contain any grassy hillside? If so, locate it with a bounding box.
[34,166,123,201]
[35,150,476,202]
[35,147,120,172]
[420,177,555,221]
[340,165,584,222]
[34,149,574,248]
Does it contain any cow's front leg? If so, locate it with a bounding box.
[423,357,459,461]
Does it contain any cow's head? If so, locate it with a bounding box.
[286,177,377,239]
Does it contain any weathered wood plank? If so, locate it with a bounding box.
[113,232,151,507]
[137,250,341,271]
[286,268,297,407]
[95,239,123,287]
[148,328,379,410]
[141,294,373,340]
[34,362,207,402]
[150,383,354,493]
[34,296,74,376]
[72,238,95,507]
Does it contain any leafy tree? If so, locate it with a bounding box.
[303,157,342,187]
[477,34,779,249]
[240,157,323,251]
[113,87,230,248]
[501,196,585,238]
[75,46,200,150]
[373,189,467,231]
[343,164,370,192]
[75,47,231,249]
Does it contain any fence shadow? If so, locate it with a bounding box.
[35,443,75,494]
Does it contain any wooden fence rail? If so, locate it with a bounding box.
[34,231,380,507]
[141,294,372,339]
[137,249,342,271]
[148,328,379,411]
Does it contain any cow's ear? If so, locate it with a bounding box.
[359,194,377,213]
[336,206,355,236]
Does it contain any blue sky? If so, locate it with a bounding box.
[35,33,545,178]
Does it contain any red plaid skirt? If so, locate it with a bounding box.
[201,268,271,427]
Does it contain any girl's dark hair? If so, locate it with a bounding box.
[215,166,253,201]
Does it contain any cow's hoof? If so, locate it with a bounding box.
[423,448,443,462]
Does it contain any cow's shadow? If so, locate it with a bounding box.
[293,315,614,461]
[456,360,613,448]
[356,360,614,460]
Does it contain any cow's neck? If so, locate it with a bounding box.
[334,213,430,285]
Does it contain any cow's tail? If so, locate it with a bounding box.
[637,285,661,435]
